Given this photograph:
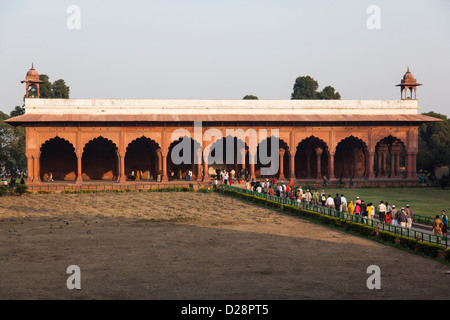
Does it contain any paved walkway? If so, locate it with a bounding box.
[224,182,449,247]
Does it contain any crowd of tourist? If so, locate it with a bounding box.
[216,177,448,237]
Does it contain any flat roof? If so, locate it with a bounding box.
[21,98,420,116]
[4,98,441,125]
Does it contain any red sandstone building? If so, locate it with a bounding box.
[6,66,440,188]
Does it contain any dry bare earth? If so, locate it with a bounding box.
[0,192,448,300]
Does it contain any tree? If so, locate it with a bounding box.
[39,74,55,98]
[317,86,341,100]
[38,74,70,99]
[10,106,25,117]
[291,75,341,100]
[0,112,26,175]
[291,76,319,99]
[243,95,258,100]
[52,79,70,98]
[417,111,450,172]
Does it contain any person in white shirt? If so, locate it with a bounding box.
[325,195,334,208]
[378,201,387,222]
[340,194,347,212]
[276,184,282,197]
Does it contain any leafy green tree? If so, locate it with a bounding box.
[52,79,70,99]
[417,112,450,172]
[243,95,258,100]
[39,74,55,98]
[317,86,341,100]
[38,74,70,99]
[291,76,319,99]
[0,112,26,174]
[291,76,341,100]
[10,105,25,117]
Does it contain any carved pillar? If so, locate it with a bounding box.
[353,149,358,178]
[157,149,162,172]
[26,156,34,184]
[315,147,322,179]
[390,143,401,178]
[395,153,400,178]
[241,149,248,169]
[328,151,335,180]
[118,150,126,183]
[289,151,295,180]
[249,150,256,180]
[305,149,311,178]
[406,152,417,179]
[377,143,388,177]
[76,151,83,184]
[202,140,210,182]
[161,150,168,182]
[196,149,203,181]
[278,148,285,180]
[376,150,382,177]
[289,130,296,180]
[367,151,375,179]
[389,152,397,178]
[33,154,41,184]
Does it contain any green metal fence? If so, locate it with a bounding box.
[220,184,449,249]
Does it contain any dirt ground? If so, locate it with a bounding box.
[0,191,448,300]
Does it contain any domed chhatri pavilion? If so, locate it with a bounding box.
[6,66,440,188]
[20,64,43,99]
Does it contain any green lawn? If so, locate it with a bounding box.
[314,187,450,219]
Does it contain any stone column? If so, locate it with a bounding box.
[377,143,388,177]
[119,151,126,183]
[289,151,295,180]
[305,149,311,178]
[157,149,162,171]
[328,151,335,180]
[203,143,211,182]
[33,154,40,183]
[76,152,83,184]
[390,144,401,178]
[289,130,296,180]
[376,150,382,177]
[278,148,285,180]
[241,149,247,170]
[395,153,400,178]
[249,150,256,180]
[352,149,358,178]
[26,156,34,184]
[203,158,210,182]
[315,147,322,179]
[389,152,396,178]
[196,149,203,181]
[234,151,238,175]
[406,152,418,179]
[161,151,168,182]
[367,151,375,179]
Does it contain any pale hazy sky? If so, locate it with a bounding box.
[1,0,449,116]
